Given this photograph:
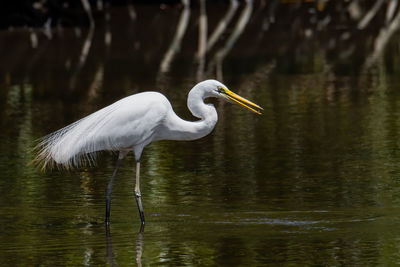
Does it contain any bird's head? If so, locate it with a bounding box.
[201,79,263,115]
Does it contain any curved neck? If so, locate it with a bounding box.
[187,83,216,119]
[161,85,218,141]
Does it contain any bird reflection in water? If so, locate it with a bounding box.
[106,224,144,266]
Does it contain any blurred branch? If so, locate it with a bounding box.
[206,0,239,52]
[196,0,207,81]
[159,0,191,74]
[81,0,95,28]
[29,29,38,48]
[208,0,253,81]
[43,18,52,39]
[70,26,95,89]
[87,65,104,102]
[386,0,398,23]
[104,5,112,47]
[78,27,95,70]
[365,5,400,67]
[128,1,137,20]
[357,0,385,30]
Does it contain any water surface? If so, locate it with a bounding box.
[2,2,400,266]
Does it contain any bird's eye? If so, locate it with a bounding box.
[217,86,225,94]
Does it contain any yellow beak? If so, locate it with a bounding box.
[224,89,263,115]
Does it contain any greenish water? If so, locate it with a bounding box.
[2,3,400,266]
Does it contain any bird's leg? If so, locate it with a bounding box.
[134,160,145,225]
[105,157,123,225]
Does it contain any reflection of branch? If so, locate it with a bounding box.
[70,26,95,89]
[386,0,398,23]
[96,0,103,10]
[87,65,104,101]
[79,27,95,70]
[357,0,385,29]
[268,0,279,24]
[30,29,38,48]
[216,0,253,60]
[196,0,207,81]
[365,8,400,67]
[159,0,190,73]
[208,0,253,81]
[128,1,137,20]
[240,61,276,92]
[43,18,52,39]
[206,0,238,52]
[105,7,112,47]
[81,0,95,27]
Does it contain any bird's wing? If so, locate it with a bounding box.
[35,92,170,169]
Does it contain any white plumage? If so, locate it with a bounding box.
[36,92,171,168]
[34,79,262,225]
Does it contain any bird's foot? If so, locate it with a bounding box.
[134,191,141,197]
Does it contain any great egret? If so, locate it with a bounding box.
[35,79,262,225]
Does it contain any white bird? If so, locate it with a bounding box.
[35,79,262,226]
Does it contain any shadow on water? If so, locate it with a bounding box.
[2,0,400,266]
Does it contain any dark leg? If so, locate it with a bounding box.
[134,160,145,225]
[105,157,123,225]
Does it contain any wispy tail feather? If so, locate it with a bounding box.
[33,132,101,170]
[33,123,95,170]
[33,97,130,170]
